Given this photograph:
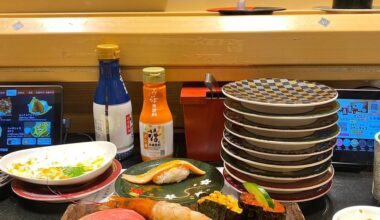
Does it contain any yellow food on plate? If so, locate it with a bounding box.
[122,160,206,184]
[8,156,104,180]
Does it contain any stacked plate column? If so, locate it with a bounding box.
[221,78,340,202]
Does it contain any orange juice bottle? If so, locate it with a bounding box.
[139,67,173,161]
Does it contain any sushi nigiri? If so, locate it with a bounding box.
[79,208,145,220]
[122,160,206,184]
[63,196,211,220]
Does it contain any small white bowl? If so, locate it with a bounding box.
[0,141,116,185]
[333,206,380,220]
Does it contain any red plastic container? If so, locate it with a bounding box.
[180,85,225,161]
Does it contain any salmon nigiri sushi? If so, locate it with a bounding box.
[122,160,206,184]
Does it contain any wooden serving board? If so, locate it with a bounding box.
[284,202,305,220]
[61,202,305,220]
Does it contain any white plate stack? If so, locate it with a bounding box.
[220,78,340,202]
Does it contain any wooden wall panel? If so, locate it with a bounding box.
[2,65,380,83]
[2,14,380,68]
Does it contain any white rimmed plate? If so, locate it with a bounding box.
[224,109,338,138]
[224,163,334,194]
[222,79,338,114]
[11,159,122,203]
[0,141,117,185]
[224,98,340,127]
[315,6,380,13]
[222,140,333,172]
[332,206,380,220]
[224,170,333,202]
[225,121,340,151]
[223,131,336,162]
[221,149,331,183]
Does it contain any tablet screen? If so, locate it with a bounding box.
[333,89,380,167]
[0,86,63,154]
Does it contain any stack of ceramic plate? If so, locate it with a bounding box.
[221,78,340,202]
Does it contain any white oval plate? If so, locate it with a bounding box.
[333,206,380,220]
[11,160,121,203]
[222,140,333,172]
[224,164,334,194]
[0,141,116,185]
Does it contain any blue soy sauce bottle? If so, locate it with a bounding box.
[93,44,134,160]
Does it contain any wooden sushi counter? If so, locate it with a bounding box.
[1,11,380,82]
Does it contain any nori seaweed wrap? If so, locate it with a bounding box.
[198,191,243,220]
[239,192,286,220]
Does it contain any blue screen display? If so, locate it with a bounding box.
[336,99,380,152]
[0,88,59,153]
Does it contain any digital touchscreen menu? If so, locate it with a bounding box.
[336,99,380,153]
[0,86,62,154]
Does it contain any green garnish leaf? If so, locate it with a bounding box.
[63,166,86,178]
[243,182,275,209]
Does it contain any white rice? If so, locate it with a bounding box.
[153,167,190,184]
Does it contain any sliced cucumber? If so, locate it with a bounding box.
[243,182,275,209]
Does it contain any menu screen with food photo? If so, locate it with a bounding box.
[332,89,380,168]
[0,86,62,154]
[336,99,380,153]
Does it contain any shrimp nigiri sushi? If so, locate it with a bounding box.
[122,160,206,184]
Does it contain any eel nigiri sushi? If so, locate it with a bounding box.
[122,160,206,184]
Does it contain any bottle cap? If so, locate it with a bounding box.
[143,67,166,84]
[96,44,120,59]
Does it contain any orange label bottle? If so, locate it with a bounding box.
[139,67,173,161]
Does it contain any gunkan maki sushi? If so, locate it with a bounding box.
[239,182,286,220]
[198,191,243,220]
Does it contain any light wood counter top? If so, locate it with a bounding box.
[1,11,380,82]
